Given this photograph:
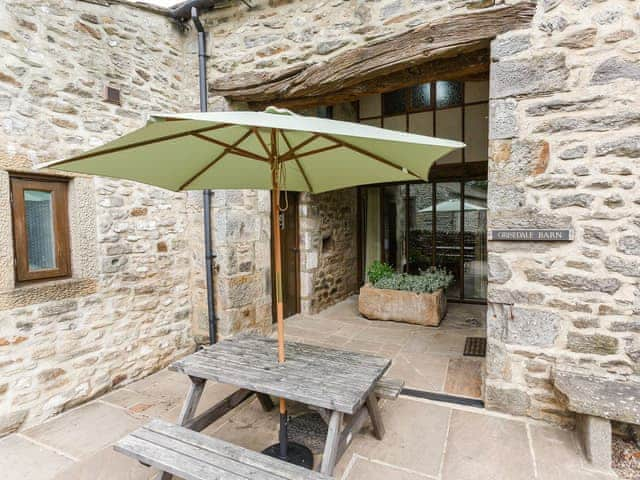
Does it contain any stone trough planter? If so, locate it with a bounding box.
[358,284,447,327]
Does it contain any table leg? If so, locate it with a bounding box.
[366,392,385,440]
[255,392,275,412]
[320,410,343,475]
[156,377,205,480]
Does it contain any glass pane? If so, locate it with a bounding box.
[410,83,431,110]
[24,189,56,271]
[383,114,405,132]
[362,187,382,280]
[436,81,463,108]
[465,80,489,103]
[464,103,489,163]
[332,102,357,122]
[408,111,434,136]
[463,181,488,300]
[435,107,463,164]
[435,183,461,299]
[359,94,381,118]
[382,89,407,116]
[361,117,381,127]
[382,185,407,271]
[408,183,433,274]
[315,105,332,118]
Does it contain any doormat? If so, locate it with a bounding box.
[464,337,486,357]
[289,412,328,454]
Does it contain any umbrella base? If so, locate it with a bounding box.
[262,442,314,469]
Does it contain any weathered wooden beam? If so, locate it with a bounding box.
[250,46,490,110]
[210,2,535,104]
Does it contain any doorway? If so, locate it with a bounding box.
[271,191,300,321]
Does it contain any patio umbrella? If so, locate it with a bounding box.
[41,106,464,467]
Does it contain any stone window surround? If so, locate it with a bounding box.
[0,169,98,310]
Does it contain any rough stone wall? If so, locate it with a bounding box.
[300,189,360,314]
[0,0,198,433]
[212,189,273,338]
[486,0,640,426]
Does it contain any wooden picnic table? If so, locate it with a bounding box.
[168,334,392,475]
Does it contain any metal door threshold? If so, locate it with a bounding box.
[401,388,485,408]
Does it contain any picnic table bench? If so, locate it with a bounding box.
[116,418,332,480]
[116,335,401,478]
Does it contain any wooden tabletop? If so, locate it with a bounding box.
[170,335,391,415]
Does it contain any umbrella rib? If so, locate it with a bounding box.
[191,133,269,162]
[284,143,341,160]
[318,133,423,180]
[51,123,231,166]
[278,134,321,161]
[280,131,313,193]
[178,129,254,190]
[252,128,272,157]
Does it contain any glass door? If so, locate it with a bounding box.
[359,180,487,302]
[408,183,433,274]
[435,183,462,299]
[463,180,488,300]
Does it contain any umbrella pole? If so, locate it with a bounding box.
[271,180,288,459]
[262,145,313,469]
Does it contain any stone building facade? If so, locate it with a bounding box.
[0,0,199,433]
[0,0,639,440]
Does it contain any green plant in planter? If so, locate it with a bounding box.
[373,267,454,294]
[367,261,394,284]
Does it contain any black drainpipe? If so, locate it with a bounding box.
[171,1,252,345]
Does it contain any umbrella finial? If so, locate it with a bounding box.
[265,106,296,116]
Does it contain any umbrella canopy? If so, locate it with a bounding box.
[41,108,463,193]
[420,198,487,213]
[41,107,463,463]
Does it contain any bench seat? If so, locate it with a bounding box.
[115,418,331,480]
[552,367,640,473]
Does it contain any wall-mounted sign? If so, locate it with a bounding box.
[488,229,574,241]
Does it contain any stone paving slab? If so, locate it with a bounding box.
[344,456,433,479]
[441,409,536,480]
[0,434,74,480]
[22,401,143,460]
[387,352,449,391]
[51,445,156,480]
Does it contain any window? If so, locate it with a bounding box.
[358,80,489,166]
[10,175,71,282]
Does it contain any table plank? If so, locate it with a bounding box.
[170,335,391,414]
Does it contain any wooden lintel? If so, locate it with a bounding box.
[252,46,490,110]
[210,2,535,105]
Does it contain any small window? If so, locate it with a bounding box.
[435,81,463,108]
[409,83,431,111]
[382,88,407,116]
[10,175,71,282]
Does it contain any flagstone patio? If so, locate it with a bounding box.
[0,299,616,480]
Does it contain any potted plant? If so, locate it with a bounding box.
[358,261,454,327]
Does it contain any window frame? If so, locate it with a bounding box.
[10,174,72,283]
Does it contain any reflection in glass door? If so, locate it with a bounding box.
[408,184,433,274]
[463,181,488,299]
[435,183,462,299]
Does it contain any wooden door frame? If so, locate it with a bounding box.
[270,191,301,321]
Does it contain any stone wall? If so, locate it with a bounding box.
[212,189,273,338]
[300,188,360,314]
[486,0,640,425]
[0,0,198,433]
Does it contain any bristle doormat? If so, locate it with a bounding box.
[288,412,328,454]
[463,337,486,357]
